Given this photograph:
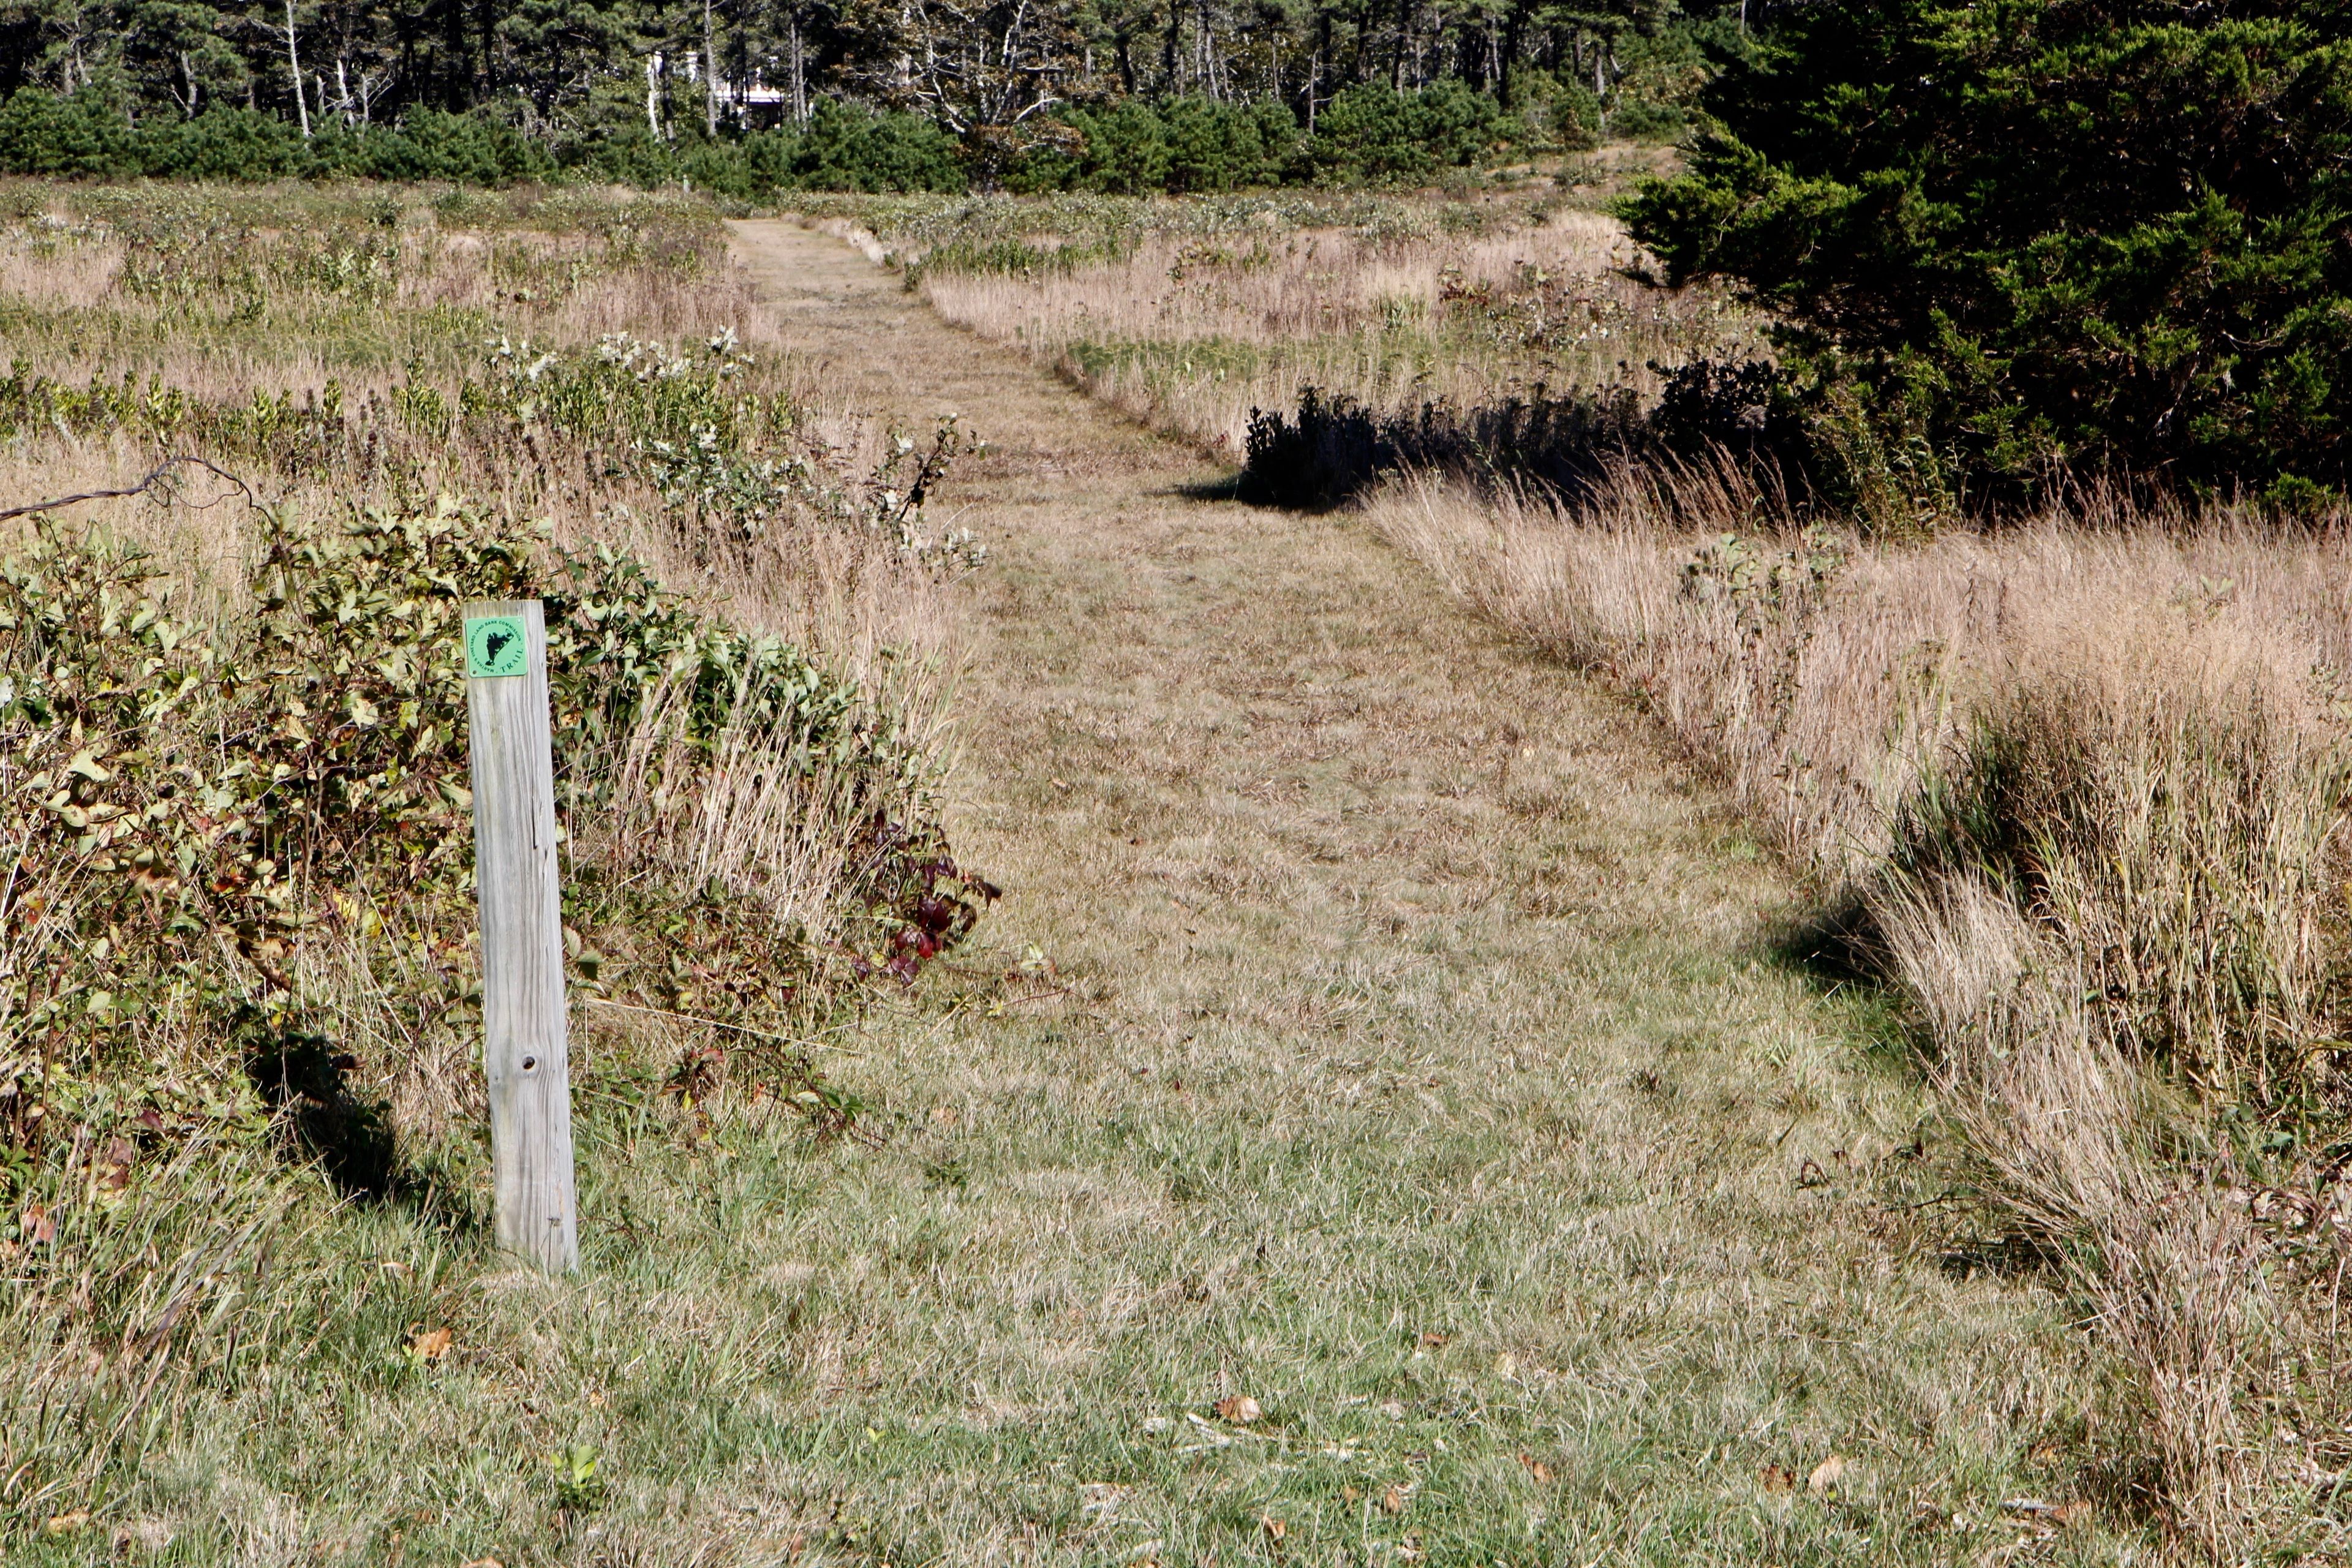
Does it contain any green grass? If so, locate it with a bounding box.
[21,933,2100,1566]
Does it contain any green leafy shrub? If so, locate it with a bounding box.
[0,86,135,177]
[0,91,962,196]
[1003,98,1301,194]
[785,100,968,193]
[0,499,984,1197]
[1626,0,2352,503]
[1605,98,1685,144]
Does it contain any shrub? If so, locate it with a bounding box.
[1545,78,1604,152]
[1242,360,1800,510]
[326,108,559,184]
[1003,99,1300,195]
[0,87,135,177]
[1604,98,1684,143]
[1303,81,1508,185]
[1625,0,2352,503]
[788,100,967,193]
[1160,98,1300,191]
[0,499,983,1191]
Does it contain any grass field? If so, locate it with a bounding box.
[0,176,2313,1568]
[800,154,1746,463]
[785,183,2352,1559]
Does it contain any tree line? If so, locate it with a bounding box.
[0,0,1741,187]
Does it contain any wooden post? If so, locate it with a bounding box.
[464,600,579,1272]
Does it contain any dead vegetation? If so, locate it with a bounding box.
[1372,468,2352,1555]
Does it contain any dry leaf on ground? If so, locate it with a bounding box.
[1517,1453,1553,1483]
[409,1326,454,1361]
[43,1512,90,1536]
[1759,1464,1797,1494]
[1213,1394,1261,1423]
[1259,1516,1286,1541]
[1381,1485,1406,1515]
[1807,1454,1845,1494]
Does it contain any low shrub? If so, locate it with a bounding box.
[0,499,984,1196]
[0,91,965,195]
[1302,81,1513,185]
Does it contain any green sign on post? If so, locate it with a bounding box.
[466,614,529,679]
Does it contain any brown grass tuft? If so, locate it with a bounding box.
[1371,469,2352,1554]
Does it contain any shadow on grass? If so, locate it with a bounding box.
[238,1013,482,1230]
[1759,899,2075,1284]
[1168,472,1248,504]
[1763,890,1883,993]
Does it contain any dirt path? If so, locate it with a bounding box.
[721,221,2064,1564]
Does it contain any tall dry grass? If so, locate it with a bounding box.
[1372,470,2352,1553]
[820,198,1755,457]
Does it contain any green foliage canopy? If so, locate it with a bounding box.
[1626,0,2352,502]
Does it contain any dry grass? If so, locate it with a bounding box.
[1371,469,2352,1554]
[805,190,1755,459]
[0,205,2103,1566]
[0,182,953,690]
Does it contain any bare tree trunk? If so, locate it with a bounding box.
[285,0,311,137]
[647,51,663,138]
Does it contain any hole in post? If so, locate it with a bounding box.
[521,1055,538,1072]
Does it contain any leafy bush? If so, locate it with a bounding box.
[1241,382,1645,508]
[1001,98,1300,194]
[791,100,967,193]
[1626,0,2352,503]
[0,90,964,195]
[1604,98,1684,144]
[0,86,135,176]
[0,499,984,1196]
[0,83,1529,197]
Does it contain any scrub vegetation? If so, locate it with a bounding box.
[0,182,993,1560]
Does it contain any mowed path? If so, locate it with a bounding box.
[720,221,2065,1564]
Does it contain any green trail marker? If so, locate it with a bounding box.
[466,614,529,679]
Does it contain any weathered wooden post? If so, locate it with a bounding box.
[464,600,579,1272]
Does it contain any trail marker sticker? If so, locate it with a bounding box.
[466,614,528,679]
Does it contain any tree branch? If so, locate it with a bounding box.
[0,456,257,525]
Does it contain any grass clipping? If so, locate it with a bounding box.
[1374,469,2352,1553]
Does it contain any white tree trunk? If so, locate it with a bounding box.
[285,0,310,137]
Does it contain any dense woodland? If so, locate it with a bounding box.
[0,0,1733,185]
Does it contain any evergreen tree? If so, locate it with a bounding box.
[1627,0,2352,500]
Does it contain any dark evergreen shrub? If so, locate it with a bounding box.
[1626,0,2352,503]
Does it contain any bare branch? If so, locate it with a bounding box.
[0,456,257,526]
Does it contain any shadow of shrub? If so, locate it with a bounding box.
[1237,358,1814,511]
[238,1012,400,1201]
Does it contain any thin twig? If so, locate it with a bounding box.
[583,995,865,1056]
[0,455,257,525]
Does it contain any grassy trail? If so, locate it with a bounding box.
[704,221,2085,1563]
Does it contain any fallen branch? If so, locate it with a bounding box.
[0,455,256,525]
